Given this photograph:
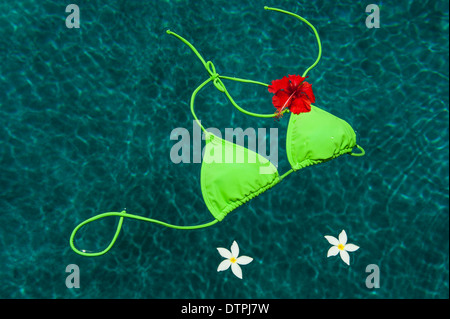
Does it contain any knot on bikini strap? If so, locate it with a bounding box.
[205,60,226,93]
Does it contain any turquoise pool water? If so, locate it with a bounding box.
[0,0,448,299]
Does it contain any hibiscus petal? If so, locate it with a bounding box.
[236,256,253,265]
[268,76,289,93]
[272,90,291,109]
[231,241,239,258]
[231,263,243,279]
[339,230,348,245]
[217,247,232,259]
[340,250,350,265]
[324,236,339,245]
[288,74,306,90]
[217,259,231,272]
[345,244,360,252]
[300,81,315,103]
[327,246,340,257]
[289,96,311,114]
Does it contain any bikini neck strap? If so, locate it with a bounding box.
[166,6,323,134]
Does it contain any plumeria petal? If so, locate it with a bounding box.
[324,235,339,246]
[231,263,243,279]
[217,247,232,259]
[339,230,347,245]
[217,259,231,272]
[231,241,239,258]
[327,246,340,257]
[236,256,253,265]
[345,244,360,252]
[339,250,350,265]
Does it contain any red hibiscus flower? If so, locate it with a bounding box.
[268,74,315,118]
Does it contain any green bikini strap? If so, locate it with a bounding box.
[70,210,218,257]
[166,6,322,124]
[264,6,322,78]
[166,30,281,124]
[350,144,366,156]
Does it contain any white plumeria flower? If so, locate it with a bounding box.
[217,241,253,279]
[324,230,359,265]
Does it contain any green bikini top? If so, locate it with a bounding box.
[70,6,365,257]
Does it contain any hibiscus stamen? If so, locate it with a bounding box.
[276,89,297,117]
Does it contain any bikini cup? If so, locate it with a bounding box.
[201,132,280,222]
[287,105,363,170]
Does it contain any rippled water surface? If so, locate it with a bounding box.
[0,0,448,298]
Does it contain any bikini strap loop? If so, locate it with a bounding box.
[69,211,126,257]
[350,144,365,157]
[70,211,219,257]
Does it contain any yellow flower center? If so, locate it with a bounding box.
[230,257,237,263]
[338,244,345,250]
